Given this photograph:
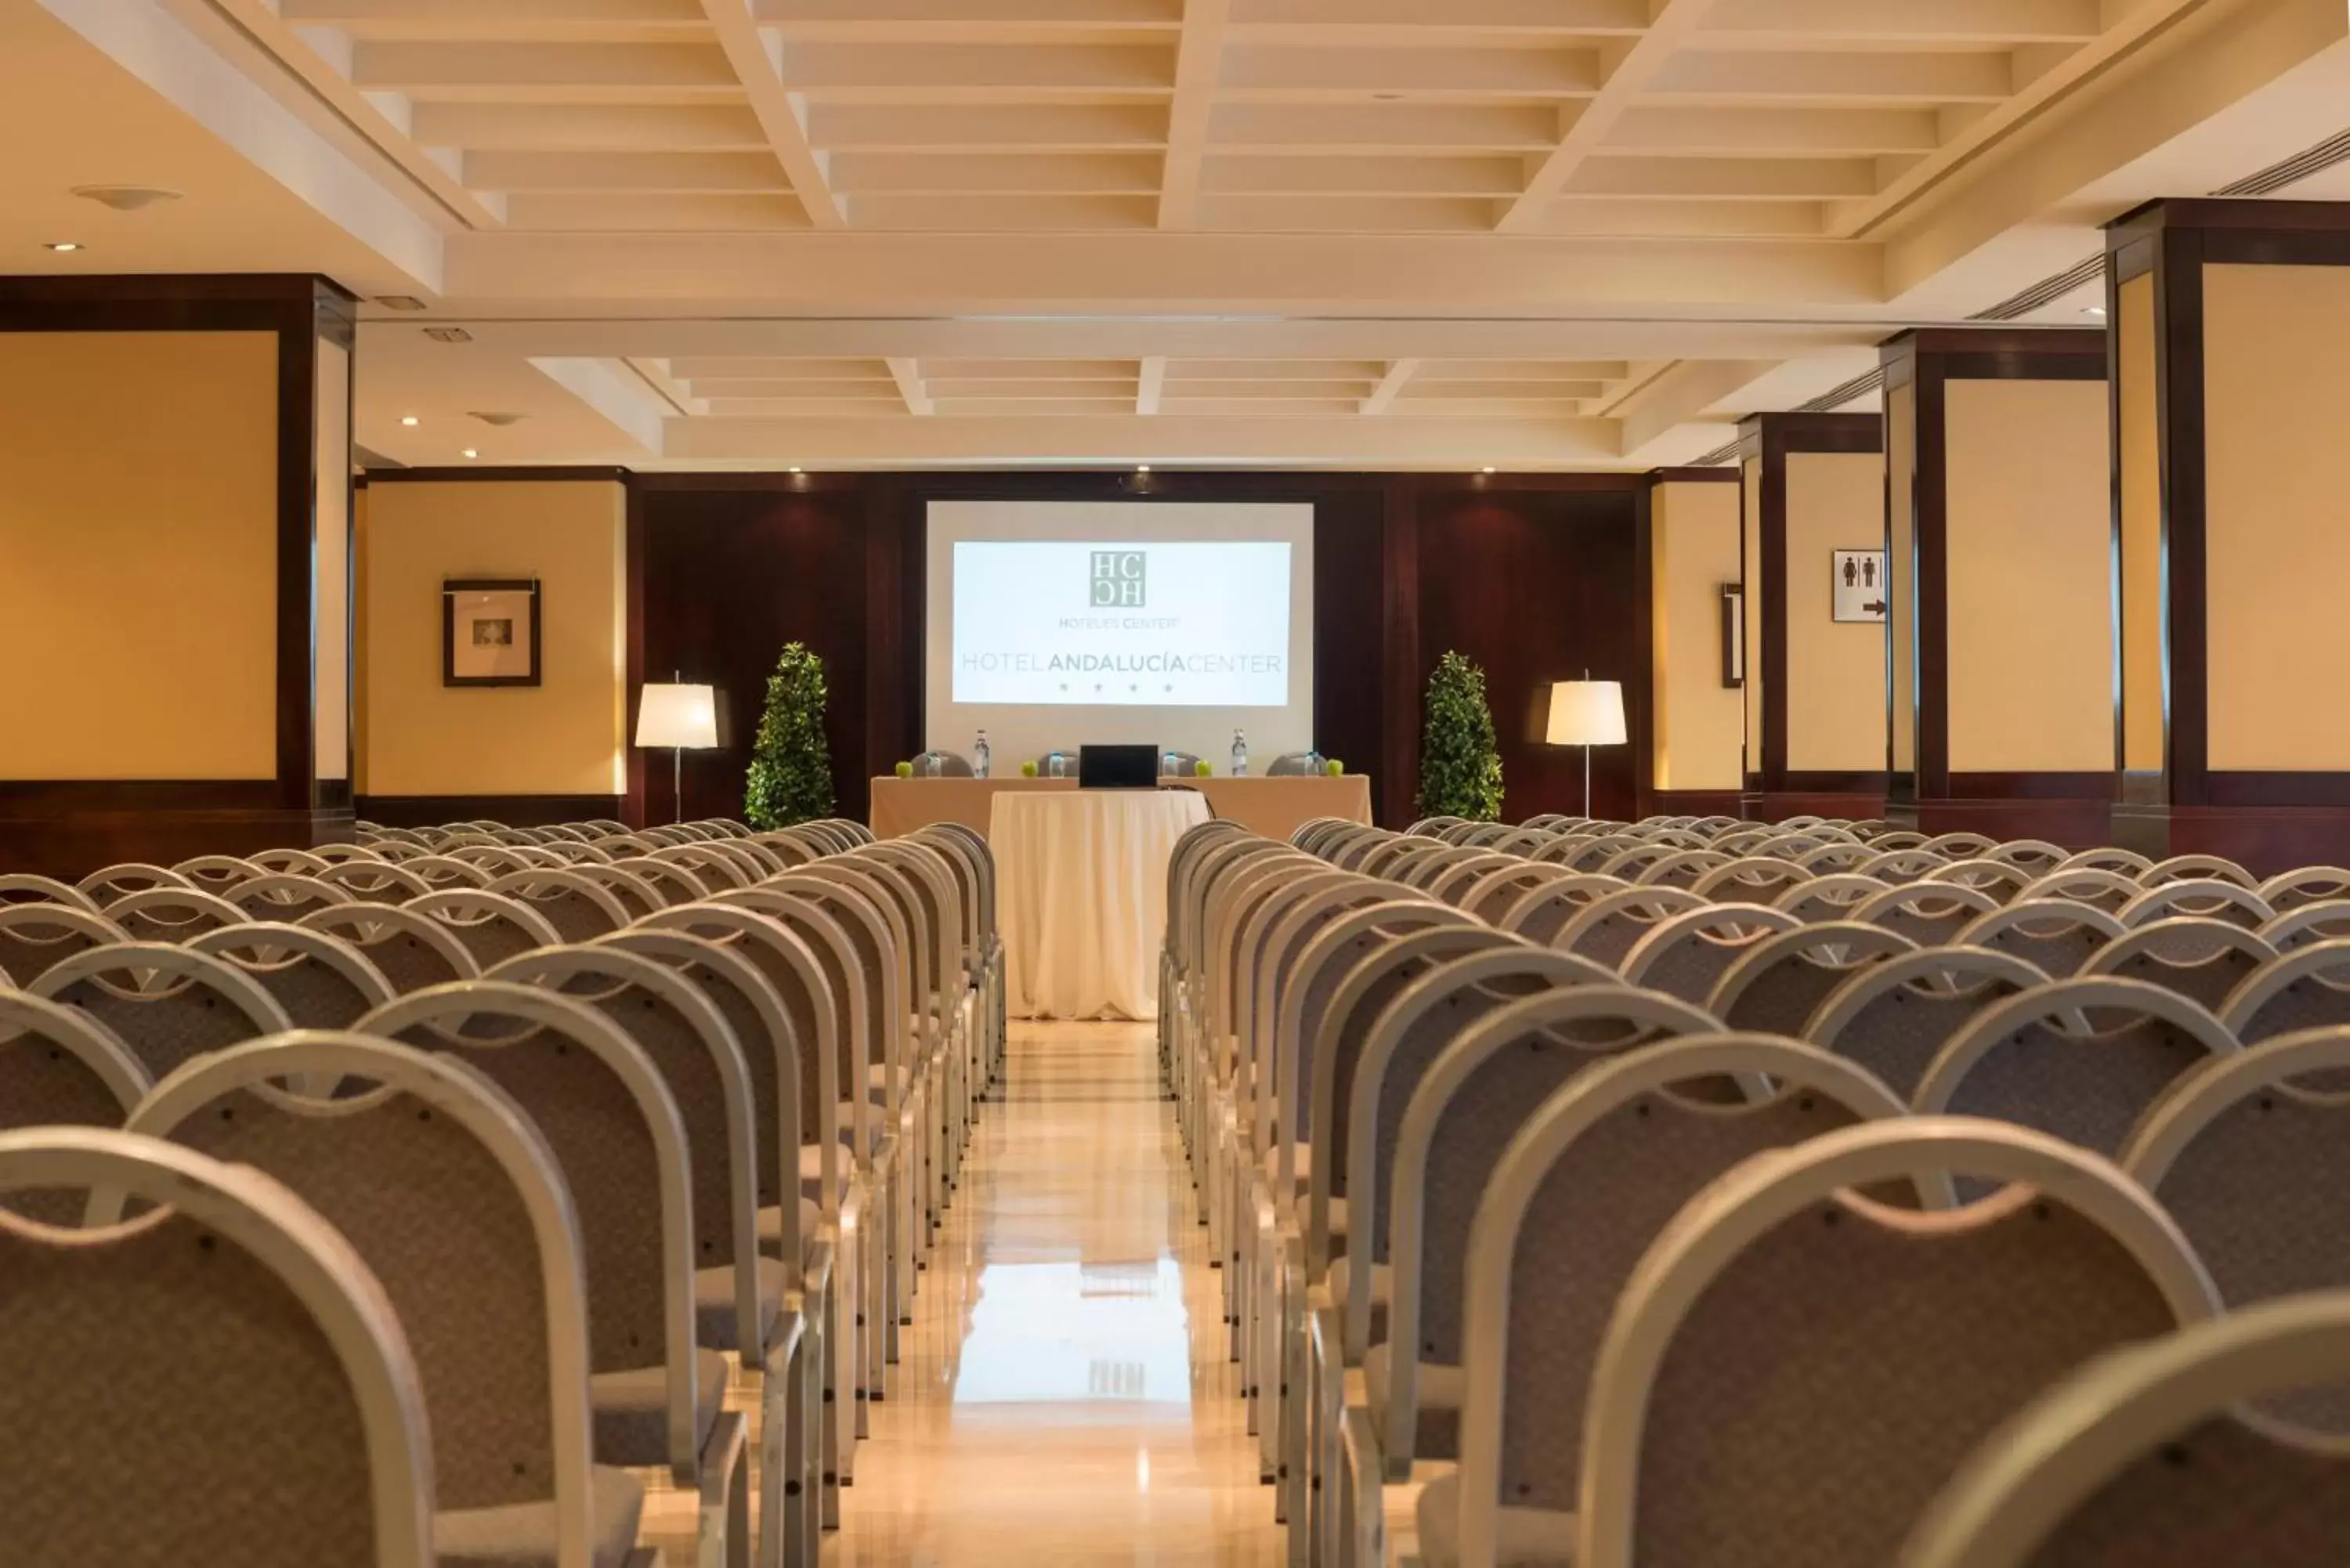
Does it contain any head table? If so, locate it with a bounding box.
[869,773,1372,844]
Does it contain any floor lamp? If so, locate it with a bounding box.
[635,679,718,825]
[1546,676,1626,819]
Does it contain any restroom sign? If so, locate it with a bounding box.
[1832,549,1888,623]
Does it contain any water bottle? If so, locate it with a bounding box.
[973,730,991,779]
[1049,752,1066,779]
[1231,728,1248,778]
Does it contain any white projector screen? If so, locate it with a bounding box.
[924,500,1316,771]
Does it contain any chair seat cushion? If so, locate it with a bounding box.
[833,1105,886,1155]
[1260,1140,1311,1191]
[1413,1469,1578,1568]
[1364,1342,1465,1459]
[693,1255,787,1353]
[756,1197,826,1259]
[588,1347,730,1468]
[435,1464,645,1568]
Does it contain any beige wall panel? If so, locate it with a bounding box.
[314,337,352,782]
[0,331,278,779]
[1652,482,1744,791]
[1741,457,1763,770]
[1886,381,1917,773]
[2206,263,2350,769]
[1784,450,1888,773]
[1946,378,2114,773]
[2118,273,2165,772]
[361,480,627,797]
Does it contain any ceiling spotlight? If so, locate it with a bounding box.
[1137,464,1152,473]
[424,326,473,344]
[1481,465,1496,474]
[44,241,84,252]
[400,415,420,427]
[71,184,181,211]
[2082,305,2108,320]
[377,294,427,312]
[461,448,479,460]
[789,465,803,473]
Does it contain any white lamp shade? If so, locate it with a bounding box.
[1546,680,1626,746]
[635,683,718,750]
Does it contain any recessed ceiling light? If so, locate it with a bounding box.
[44,241,83,252]
[1137,464,1152,473]
[1372,91,1405,101]
[400,415,420,427]
[1482,465,1496,474]
[377,294,427,312]
[461,448,479,460]
[789,465,803,473]
[71,184,180,211]
[2082,305,2108,320]
[424,326,473,344]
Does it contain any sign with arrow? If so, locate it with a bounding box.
[1831,549,1889,623]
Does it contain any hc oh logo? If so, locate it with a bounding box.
[1090,551,1146,608]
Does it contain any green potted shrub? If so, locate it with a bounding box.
[743,641,835,829]
[1415,649,1503,821]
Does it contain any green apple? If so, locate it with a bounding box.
[894,760,914,778]
[1325,758,1345,776]
[1021,761,1040,778]
[1195,759,1213,777]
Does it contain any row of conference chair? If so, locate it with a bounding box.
[1162,808,2350,1568]
[0,812,1001,1568]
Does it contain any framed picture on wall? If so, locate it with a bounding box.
[1719,583,1745,688]
[1831,550,1889,623]
[443,578,541,688]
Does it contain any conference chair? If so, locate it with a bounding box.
[118,1034,638,1568]
[1851,880,2001,947]
[2258,865,2350,910]
[1495,874,1633,945]
[650,842,760,891]
[1956,898,2128,977]
[2218,938,2350,1043]
[1455,862,1579,925]
[1541,834,1645,873]
[1625,848,1730,890]
[403,854,496,891]
[358,982,753,1568]
[308,841,389,865]
[295,902,483,994]
[913,822,1002,1092]
[557,862,671,920]
[1899,1293,2350,1568]
[444,844,549,877]
[1703,922,1918,1036]
[485,869,637,943]
[0,901,125,983]
[1855,847,1952,883]
[172,853,262,894]
[104,885,249,942]
[28,941,293,1080]
[407,887,566,969]
[2018,865,2144,914]
[315,858,433,903]
[1794,841,1875,874]
[610,854,714,907]
[1619,904,1802,1007]
[1573,1118,2218,1568]
[1549,885,1706,970]
[1924,858,2034,904]
[1419,1036,1911,1568]
[2142,852,2259,890]
[247,847,331,876]
[1804,946,2051,1099]
[544,840,621,868]
[2261,899,2350,951]
[218,872,352,923]
[0,989,150,1221]
[186,922,397,1031]
[1771,872,1884,922]
[2080,918,2277,1010]
[1914,977,2238,1162]
[0,873,103,912]
[2055,845,2156,876]
[0,1127,439,1568]
[1424,851,1525,906]
[2120,878,2277,930]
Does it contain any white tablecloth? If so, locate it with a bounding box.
[992,788,1212,1021]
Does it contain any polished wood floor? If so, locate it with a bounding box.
[822,1020,1284,1565]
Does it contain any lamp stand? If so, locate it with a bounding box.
[672,745,685,826]
[1582,742,1592,820]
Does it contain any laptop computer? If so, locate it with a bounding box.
[1079,744,1160,789]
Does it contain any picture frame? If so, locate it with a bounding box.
[443,577,541,688]
[1719,583,1745,688]
[1831,550,1889,623]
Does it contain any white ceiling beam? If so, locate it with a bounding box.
[1209,102,1557,151]
[757,0,1180,31]
[831,152,1162,195]
[1534,198,1828,237]
[1160,0,1236,228]
[280,0,710,39]
[1137,356,1167,413]
[1606,105,1941,156]
[349,40,739,93]
[663,412,1627,465]
[1231,0,1649,31]
[1360,358,1422,414]
[779,42,1174,95]
[1220,45,1600,98]
[1698,0,2102,45]
[1565,155,1879,200]
[887,357,935,414]
[526,356,671,453]
[844,194,1157,229]
[1495,0,1725,233]
[1204,155,1523,197]
[410,103,770,151]
[465,150,791,193]
[1644,49,2017,102]
[700,0,846,228]
[1608,356,1780,453]
[810,103,1166,150]
[503,193,810,230]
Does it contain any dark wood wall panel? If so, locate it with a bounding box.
[1415,486,1642,822]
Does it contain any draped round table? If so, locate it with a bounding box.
[990,788,1213,1021]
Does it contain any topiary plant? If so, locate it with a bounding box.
[743,641,835,829]
[1415,649,1503,821]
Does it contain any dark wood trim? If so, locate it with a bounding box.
[439,578,543,688]
[624,476,648,829]
[2156,222,2210,808]
[2167,807,2350,878]
[2106,246,2134,813]
[1919,798,2112,851]
[356,794,626,829]
[363,465,634,484]
[863,475,917,797]
[1379,478,1422,826]
[1752,790,1885,823]
[1878,327,2110,362]
[1631,480,1658,813]
[2205,772,2350,808]
[2110,197,2350,235]
[1947,771,2115,800]
[0,274,357,307]
[0,780,280,813]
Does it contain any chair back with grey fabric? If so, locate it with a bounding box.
[1705,922,1917,1038]
[1915,978,2238,1162]
[1433,1037,1910,1568]
[561,863,670,920]
[0,903,126,985]
[653,840,763,891]
[1898,1295,2350,1568]
[491,945,769,1362]
[28,942,294,1081]
[74,862,193,907]
[1806,946,2050,1099]
[610,855,712,908]
[1575,1118,2218,1568]
[718,884,880,1161]
[172,854,261,896]
[485,869,635,944]
[404,854,495,891]
[2081,918,2276,1011]
[0,873,103,912]
[106,886,248,943]
[1621,904,1801,1007]
[406,888,565,970]
[1690,857,1813,903]
[2219,939,2350,1045]
[1772,873,1882,923]
[2019,866,2142,914]
[1340,947,1615,1363]
[357,981,707,1483]
[223,874,351,924]
[0,990,150,1223]
[1924,859,2032,905]
[316,859,432,905]
[186,923,397,1031]
[295,903,482,995]
[1457,863,1576,926]
[1377,987,1723,1470]
[2125,1027,2350,1436]
[1956,899,2125,977]
[1853,881,2001,947]
[2120,878,2276,930]
[2261,899,2350,952]
[1549,886,1706,972]
[2142,853,2258,891]
[115,1035,618,1568]
[0,1127,436,1568]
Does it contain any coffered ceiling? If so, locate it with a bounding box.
[16,0,2350,468]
